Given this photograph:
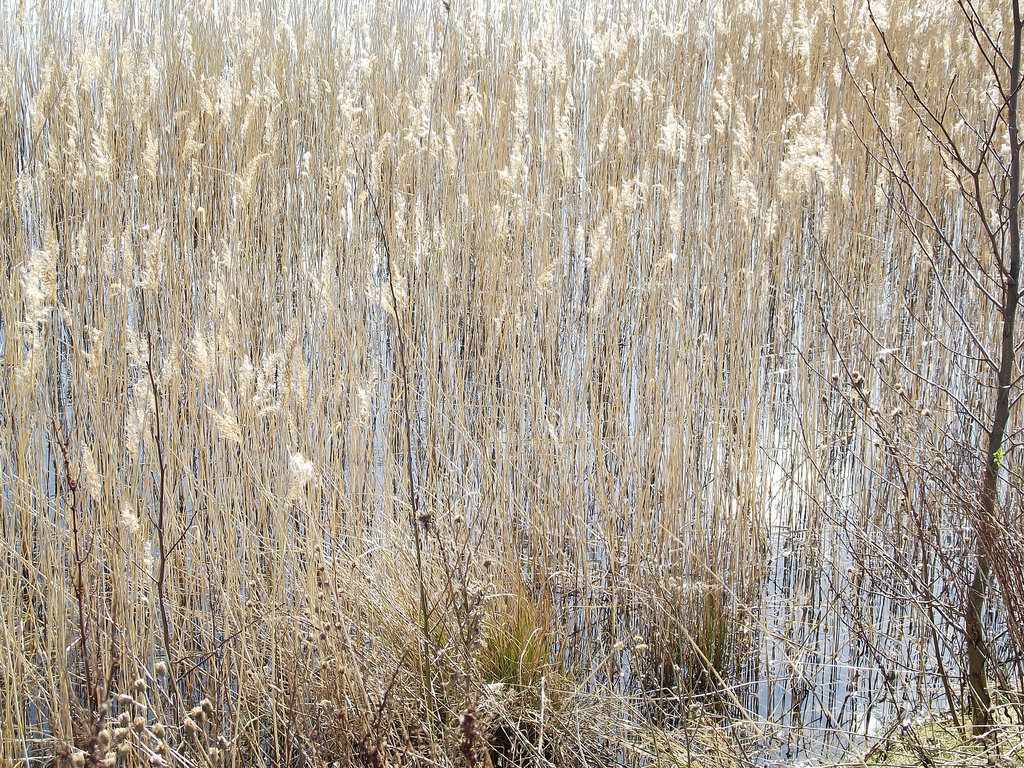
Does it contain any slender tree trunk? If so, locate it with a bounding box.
[967,0,1022,735]
[966,550,993,733]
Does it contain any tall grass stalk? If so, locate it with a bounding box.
[1,0,1021,765]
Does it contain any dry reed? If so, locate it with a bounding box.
[1,0,1021,766]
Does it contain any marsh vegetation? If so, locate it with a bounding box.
[1,0,1023,766]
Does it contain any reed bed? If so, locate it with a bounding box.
[1,0,1020,766]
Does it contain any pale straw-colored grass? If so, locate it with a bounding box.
[1,0,1019,766]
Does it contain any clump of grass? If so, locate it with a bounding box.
[479,579,558,694]
[858,710,1024,768]
[644,581,741,704]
